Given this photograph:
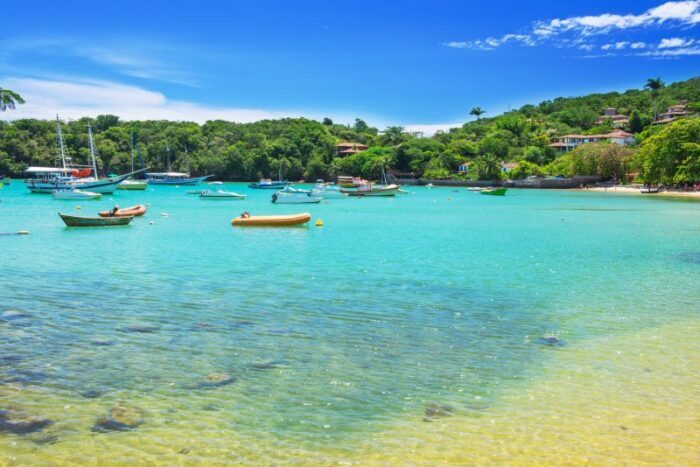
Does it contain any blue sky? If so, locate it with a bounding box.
[1,0,699,132]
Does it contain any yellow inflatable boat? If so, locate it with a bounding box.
[231,213,312,227]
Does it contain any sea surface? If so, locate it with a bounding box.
[0,182,698,464]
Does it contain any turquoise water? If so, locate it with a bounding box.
[1,182,699,463]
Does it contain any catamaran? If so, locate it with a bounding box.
[24,118,139,194]
[146,141,211,185]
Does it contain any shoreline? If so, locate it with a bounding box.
[578,186,700,199]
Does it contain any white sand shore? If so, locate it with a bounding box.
[579,186,700,199]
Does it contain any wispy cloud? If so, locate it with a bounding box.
[443,1,700,54]
[658,36,696,47]
[0,37,200,86]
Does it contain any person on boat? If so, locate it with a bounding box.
[108,205,120,216]
[241,211,251,219]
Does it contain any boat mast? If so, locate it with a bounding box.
[130,130,136,173]
[165,141,172,172]
[184,142,190,174]
[87,124,99,180]
[55,115,68,170]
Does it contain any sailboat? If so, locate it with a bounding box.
[340,166,399,197]
[24,118,140,194]
[146,141,211,185]
[248,159,290,189]
[119,132,147,190]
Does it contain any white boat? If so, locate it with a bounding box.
[52,189,102,199]
[272,187,322,204]
[640,187,660,194]
[467,187,483,192]
[208,181,223,186]
[310,183,345,199]
[146,172,211,185]
[186,189,204,194]
[426,183,434,189]
[119,179,147,190]
[199,189,245,199]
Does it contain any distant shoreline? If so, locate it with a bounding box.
[577,186,700,199]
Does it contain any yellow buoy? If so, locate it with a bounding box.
[315,219,324,227]
[76,205,81,210]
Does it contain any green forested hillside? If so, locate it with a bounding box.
[0,77,698,183]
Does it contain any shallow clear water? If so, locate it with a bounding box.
[1,182,698,463]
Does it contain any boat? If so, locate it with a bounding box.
[248,179,290,189]
[272,187,322,204]
[467,187,483,192]
[98,205,147,217]
[310,183,345,199]
[146,141,211,185]
[186,189,204,194]
[426,183,434,189]
[231,213,312,227]
[59,212,133,227]
[24,120,142,194]
[199,190,246,199]
[640,187,660,194]
[342,184,400,196]
[52,189,102,200]
[118,132,147,190]
[337,175,368,188]
[146,172,211,185]
[480,187,508,196]
[208,181,223,186]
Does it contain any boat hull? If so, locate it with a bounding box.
[200,192,245,199]
[248,181,290,189]
[341,185,399,197]
[118,180,147,190]
[27,175,129,194]
[52,189,102,200]
[232,213,312,227]
[98,205,147,217]
[147,175,210,185]
[480,188,508,196]
[59,212,133,227]
[272,193,322,204]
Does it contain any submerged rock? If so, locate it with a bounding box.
[677,251,700,265]
[1,310,32,321]
[248,359,287,371]
[92,404,144,432]
[192,373,235,389]
[90,337,115,347]
[537,335,567,347]
[120,324,160,334]
[424,403,454,420]
[80,388,105,399]
[0,408,53,435]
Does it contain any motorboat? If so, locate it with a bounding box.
[467,187,483,192]
[98,205,147,217]
[271,187,322,204]
[200,190,246,199]
[310,182,345,199]
[248,179,290,190]
[52,189,102,200]
[119,179,147,190]
[640,187,660,194]
[59,212,133,227]
[480,187,508,196]
[232,213,312,227]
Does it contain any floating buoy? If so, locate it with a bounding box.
[161,212,169,217]
[149,221,155,225]
[315,219,324,227]
[17,230,30,235]
[76,205,81,210]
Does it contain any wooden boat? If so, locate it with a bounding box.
[200,190,245,199]
[480,187,508,196]
[98,205,147,217]
[231,213,312,227]
[341,184,399,197]
[59,212,133,227]
[52,189,102,199]
[640,187,659,194]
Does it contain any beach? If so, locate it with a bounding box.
[581,185,700,199]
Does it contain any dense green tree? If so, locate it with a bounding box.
[471,154,502,180]
[637,118,700,184]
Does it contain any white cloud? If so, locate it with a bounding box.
[640,45,700,56]
[631,42,647,49]
[658,37,696,47]
[2,77,304,123]
[444,1,700,51]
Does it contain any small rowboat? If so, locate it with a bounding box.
[480,187,508,196]
[59,212,133,227]
[53,189,102,200]
[231,213,311,227]
[200,190,245,199]
[98,205,147,217]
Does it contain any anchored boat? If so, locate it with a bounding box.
[98,205,147,217]
[52,189,102,200]
[232,213,312,227]
[199,190,246,199]
[59,212,134,227]
[480,187,508,196]
[272,187,322,204]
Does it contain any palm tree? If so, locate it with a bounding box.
[470,107,485,121]
[0,87,25,111]
[644,78,664,121]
